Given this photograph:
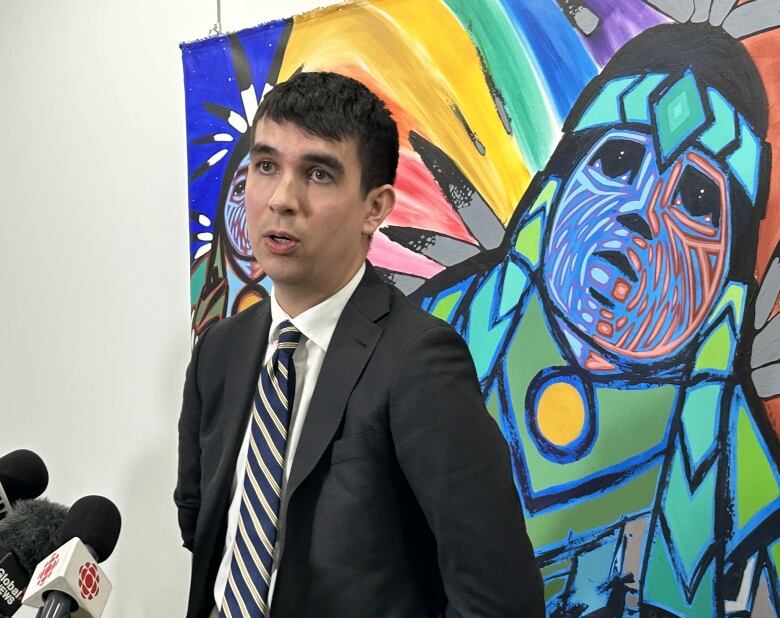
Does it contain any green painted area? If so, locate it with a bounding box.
[622,73,667,124]
[544,576,566,600]
[430,289,463,323]
[443,0,559,171]
[485,382,501,427]
[679,384,721,468]
[735,405,780,531]
[503,291,674,490]
[770,538,780,583]
[662,450,715,581]
[644,529,687,616]
[540,557,571,577]
[726,118,761,202]
[190,258,207,306]
[498,261,528,318]
[467,267,511,379]
[706,282,746,328]
[526,177,560,218]
[514,211,544,266]
[699,88,737,154]
[694,321,735,373]
[576,76,638,130]
[504,290,566,408]
[654,72,707,160]
[644,529,715,617]
[524,381,674,491]
[525,463,661,551]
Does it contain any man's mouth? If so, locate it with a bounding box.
[264,231,299,243]
[263,231,299,254]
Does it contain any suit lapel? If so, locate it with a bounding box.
[224,301,272,471]
[202,301,271,531]
[285,265,390,501]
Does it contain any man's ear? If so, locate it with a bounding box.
[362,184,395,236]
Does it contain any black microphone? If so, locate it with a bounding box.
[0,499,68,617]
[0,451,48,521]
[23,496,121,618]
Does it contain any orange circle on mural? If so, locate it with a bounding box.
[536,381,586,446]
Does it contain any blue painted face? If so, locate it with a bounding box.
[223,152,263,281]
[542,128,732,363]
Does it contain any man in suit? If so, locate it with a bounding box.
[175,71,543,618]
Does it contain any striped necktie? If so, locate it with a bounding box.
[220,321,301,618]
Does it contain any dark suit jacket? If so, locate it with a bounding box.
[175,264,544,617]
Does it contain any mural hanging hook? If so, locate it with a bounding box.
[208,0,223,35]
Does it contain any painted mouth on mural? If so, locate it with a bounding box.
[593,250,638,282]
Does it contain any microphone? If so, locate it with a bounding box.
[0,499,68,617]
[22,496,121,618]
[0,451,49,521]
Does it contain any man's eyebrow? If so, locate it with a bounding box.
[250,143,278,156]
[249,145,345,174]
[301,153,344,174]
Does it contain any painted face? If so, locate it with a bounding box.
[222,153,266,282]
[542,128,731,362]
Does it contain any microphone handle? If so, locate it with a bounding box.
[35,591,76,618]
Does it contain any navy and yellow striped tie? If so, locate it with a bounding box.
[220,321,301,618]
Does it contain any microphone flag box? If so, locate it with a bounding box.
[0,551,28,616]
[22,538,112,618]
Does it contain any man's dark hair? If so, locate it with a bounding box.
[252,71,399,194]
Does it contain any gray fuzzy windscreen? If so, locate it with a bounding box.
[0,498,68,574]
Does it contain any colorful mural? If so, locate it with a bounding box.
[181,0,780,615]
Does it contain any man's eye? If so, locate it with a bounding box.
[257,161,275,173]
[674,165,721,227]
[309,169,332,183]
[589,139,645,183]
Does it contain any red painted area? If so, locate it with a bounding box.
[585,351,616,372]
[597,320,613,336]
[612,278,630,301]
[388,151,476,243]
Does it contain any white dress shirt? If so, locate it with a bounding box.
[211,264,366,616]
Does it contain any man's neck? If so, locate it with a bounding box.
[274,264,365,318]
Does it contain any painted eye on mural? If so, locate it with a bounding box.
[229,170,247,204]
[673,166,721,228]
[589,139,645,183]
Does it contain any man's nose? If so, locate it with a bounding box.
[267,173,300,214]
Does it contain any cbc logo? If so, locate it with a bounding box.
[37,553,60,586]
[78,563,100,600]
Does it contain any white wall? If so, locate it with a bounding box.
[0,0,334,615]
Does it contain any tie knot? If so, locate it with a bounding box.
[276,320,302,353]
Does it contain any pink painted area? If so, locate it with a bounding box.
[385,151,476,244]
[585,351,616,372]
[368,231,445,278]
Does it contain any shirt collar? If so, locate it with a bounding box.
[269,263,366,352]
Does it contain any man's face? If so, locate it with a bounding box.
[542,128,732,362]
[245,118,381,304]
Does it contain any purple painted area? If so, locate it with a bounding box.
[583,0,669,67]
